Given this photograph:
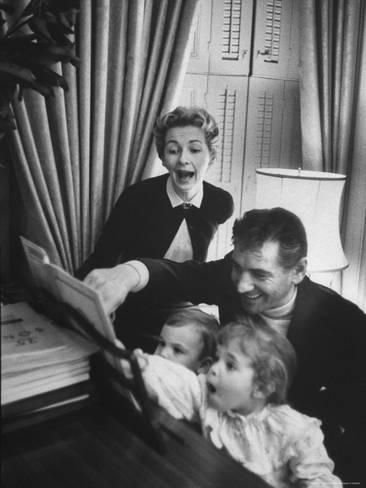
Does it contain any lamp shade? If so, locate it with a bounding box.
[255,168,348,272]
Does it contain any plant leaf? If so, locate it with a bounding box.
[0,61,37,84]
[28,16,54,42]
[32,65,69,90]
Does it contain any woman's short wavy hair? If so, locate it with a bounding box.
[217,316,297,405]
[154,106,219,162]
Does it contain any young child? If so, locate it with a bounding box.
[153,307,219,372]
[136,317,342,488]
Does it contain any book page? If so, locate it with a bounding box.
[20,236,56,294]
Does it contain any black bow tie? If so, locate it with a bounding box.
[182,203,193,210]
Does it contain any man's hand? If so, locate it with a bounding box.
[83,263,140,314]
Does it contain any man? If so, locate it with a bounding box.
[84,207,366,482]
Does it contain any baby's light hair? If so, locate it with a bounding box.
[217,316,297,404]
[164,307,219,360]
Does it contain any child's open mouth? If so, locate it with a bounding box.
[207,382,216,394]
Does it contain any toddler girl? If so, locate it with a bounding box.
[137,317,342,488]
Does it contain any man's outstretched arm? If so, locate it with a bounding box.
[83,255,232,315]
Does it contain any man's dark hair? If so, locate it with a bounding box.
[232,207,307,269]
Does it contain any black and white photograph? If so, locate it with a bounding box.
[1,1,365,487]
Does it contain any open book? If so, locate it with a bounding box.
[19,237,162,448]
[20,237,138,368]
[20,238,116,344]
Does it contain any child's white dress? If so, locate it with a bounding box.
[142,355,342,488]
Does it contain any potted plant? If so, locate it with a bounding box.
[0,0,80,289]
[0,0,80,139]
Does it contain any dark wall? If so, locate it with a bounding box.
[0,138,22,286]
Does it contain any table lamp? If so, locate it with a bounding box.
[255,168,348,275]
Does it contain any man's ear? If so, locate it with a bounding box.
[292,257,307,285]
[197,356,213,374]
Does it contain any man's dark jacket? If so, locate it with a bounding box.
[139,254,366,482]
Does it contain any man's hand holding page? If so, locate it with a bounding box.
[83,261,148,314]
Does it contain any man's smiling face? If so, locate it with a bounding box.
[230,240,304,315]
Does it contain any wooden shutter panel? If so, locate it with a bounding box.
[186,0,211,73]
[209,0,253,75]
[241,77,301,211]
[178,74,208,107]
[252,0,299,79]
[205,76,249,258]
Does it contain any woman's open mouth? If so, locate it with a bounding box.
[175,169,195,183]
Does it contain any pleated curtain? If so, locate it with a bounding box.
[10,0,199,273]
[299,0,366,309]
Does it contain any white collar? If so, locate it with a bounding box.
[166,176,203,208]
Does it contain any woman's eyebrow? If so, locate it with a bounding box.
[165,139,203,144]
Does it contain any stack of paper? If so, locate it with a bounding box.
[1,302,98,408]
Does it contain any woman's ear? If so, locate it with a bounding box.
[197,356,213,374]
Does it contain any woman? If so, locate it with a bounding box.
[78,106,233,349]
[79,106,233,275]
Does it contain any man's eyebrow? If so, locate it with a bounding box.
[230,258,273,276]
[252,268,272,276]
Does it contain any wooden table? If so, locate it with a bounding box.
[2,386,270,488]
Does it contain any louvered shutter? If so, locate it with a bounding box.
[186,0,211,73]
[209,0,253,75]
[241,77,301,211]
[205,76,248,258]
[252,0,299,79]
